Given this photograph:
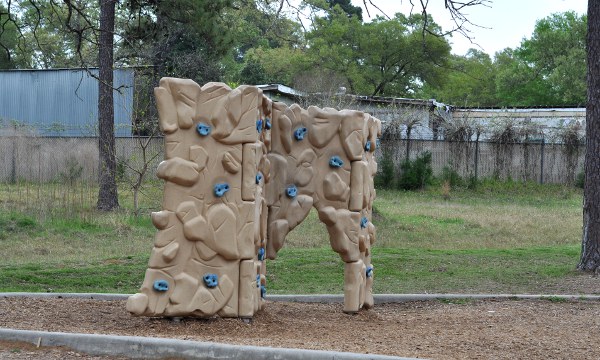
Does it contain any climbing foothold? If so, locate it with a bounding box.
[376,138,381,148]
[214,183,230,197]
[364,140,372,152]
[258,247,265,261]
[265,118,272,130]
[286,184,297,198]
[197,123,211,136]
[203,273,219,288]
[256,119,263,133]
[366,267,374,278]
[360,216,368,229]
[260,285,267,299]
[255,172,263,185]
[153,279,169,292]
[294,127,308,141]
[256,274,261,288]
[329,156,344,168]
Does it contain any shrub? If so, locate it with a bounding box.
[375,149,396,189]
[440,165,464,187]
[576,170,585,189]
[467,175,479,190]
[398,151,433,190]
[59,157,83,186]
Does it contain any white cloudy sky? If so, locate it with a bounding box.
[351,0,588,56]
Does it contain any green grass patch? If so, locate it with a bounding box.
[264,245,583,295]
[0,246,584,295]
[0,181,587,295]
[0,212,38,239]
[373,185,581,249]
[0,256,148,293]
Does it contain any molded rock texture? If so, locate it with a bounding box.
[128,78,380,318]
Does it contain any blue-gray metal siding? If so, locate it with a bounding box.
[0,68,134,137]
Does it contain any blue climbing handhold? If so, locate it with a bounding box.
[364,140,372,152]
[294,127,308,141]
[366,267,374,278]
[256,119,263,133]
[197,123,211,136]
[360,216,368,229]
[214,183,230,197]
[258,247,265,261]
[255,172,263,185]
[256,274,261,288]
[286,184,297,198]
[265,118,272,130]
[153,279,169,292]
[329,156,344,168]
[260,285,267,299]
[203,273,219,288]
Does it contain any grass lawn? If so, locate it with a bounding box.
[0,180,588,294]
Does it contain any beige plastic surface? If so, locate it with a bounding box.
[127,78,380,318]
[267,105,380,313]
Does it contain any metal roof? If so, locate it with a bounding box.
[0,68,134,137]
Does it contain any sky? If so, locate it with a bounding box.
[351,0,588,56]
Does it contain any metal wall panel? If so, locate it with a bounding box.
[0,68,134,137]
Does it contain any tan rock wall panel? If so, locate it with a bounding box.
[129,78,379,318]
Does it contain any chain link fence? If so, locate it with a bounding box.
[378,138,584,185]
[0,127,584,220]
[0,134,584,186]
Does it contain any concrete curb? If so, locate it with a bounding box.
[269,293,600,303]
[2,292,600,302]
[0,328,414,360]
[3,293,599,359]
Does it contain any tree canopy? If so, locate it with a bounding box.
[0,2,588,107]
[427,11,586,107]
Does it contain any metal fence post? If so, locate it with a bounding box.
[474,139,479,181]
[539,138,545,184]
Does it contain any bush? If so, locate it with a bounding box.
[440,165,464,187]
[398,151,433,190]
[576,170,585,189]
[467,175,479,190]
[375,149,396,189]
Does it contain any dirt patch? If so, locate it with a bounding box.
[2,297,600,359]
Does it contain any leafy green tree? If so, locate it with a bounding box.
[519,11,586,105]
[365,13,451,96]
[119,0,234,82]
[327,0,362,20]
[495,11,586,107]
[494,48,551,106]
[306,10,451,97]
[221,0,306,84]
[0,4,21,68]
[242,45,311,85]
[1,1,98,68]
[304,8,362,92]
[424,49,497,107]
[308,0,362,20]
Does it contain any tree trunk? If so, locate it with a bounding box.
[578,1,600,271]
[97,0,119,211]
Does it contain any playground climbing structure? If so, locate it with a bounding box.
[126,78,381,318]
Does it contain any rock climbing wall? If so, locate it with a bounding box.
[127,78,270,318]
[266,104,381,313]
[127,78,380,318]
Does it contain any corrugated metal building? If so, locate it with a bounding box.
[0,68,134,137]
